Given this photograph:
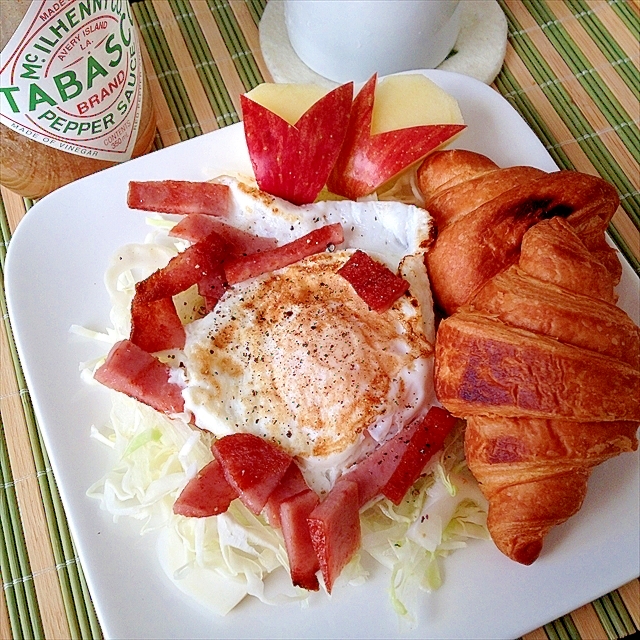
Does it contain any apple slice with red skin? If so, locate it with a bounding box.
[241,82,353,205]
[327,74,466,200]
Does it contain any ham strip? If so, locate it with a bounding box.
[130,296,185,352]
[212,434,293,514]
[264,462,310,528]
[173,459,238,518]
[379,406,457,504]
[197,265,227,313]
[129,233,229,351]
[169,214,278,254]
[168,408,455,593]
[338,249,410,313]
[135,233,229,302]
[339,406,457,508]
[307,480,361,594]
[303,408,454,593]
[224,223,344,285]
[94,340,184,414]
[127,180,231,216]
[280,490,321,591]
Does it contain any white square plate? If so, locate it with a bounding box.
[6,70,639,639]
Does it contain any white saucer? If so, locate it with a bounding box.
[259,0,508,88]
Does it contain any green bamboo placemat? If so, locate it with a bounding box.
[496,0,639,274]
[1,1,638,639]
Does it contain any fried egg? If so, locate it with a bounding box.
[178,177,437,492]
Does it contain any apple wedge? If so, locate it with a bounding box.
[370,73,464,132]
[244,83,328,126]
[241,82,353,205]
[327,75,466,200]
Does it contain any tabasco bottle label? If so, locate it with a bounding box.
[0,0,144,162]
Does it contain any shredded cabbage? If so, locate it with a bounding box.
[88,393,487,623]
[359,425,488,626]
[88,393,308,613]
[375,166,427,207]
[83,202,489,624]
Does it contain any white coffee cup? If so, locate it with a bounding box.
[284,0,461,83]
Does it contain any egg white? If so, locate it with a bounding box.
[215,175,433,270]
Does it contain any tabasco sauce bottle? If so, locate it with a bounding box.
[0,0,156,199]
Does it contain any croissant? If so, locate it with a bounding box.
[464,415,639,564]
[469,263,638,369]
[419,150,640,565]
[418,151,622,315]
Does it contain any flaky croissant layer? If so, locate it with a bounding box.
[435,311,640,423]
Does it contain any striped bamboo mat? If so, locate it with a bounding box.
[1,1,638,639]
